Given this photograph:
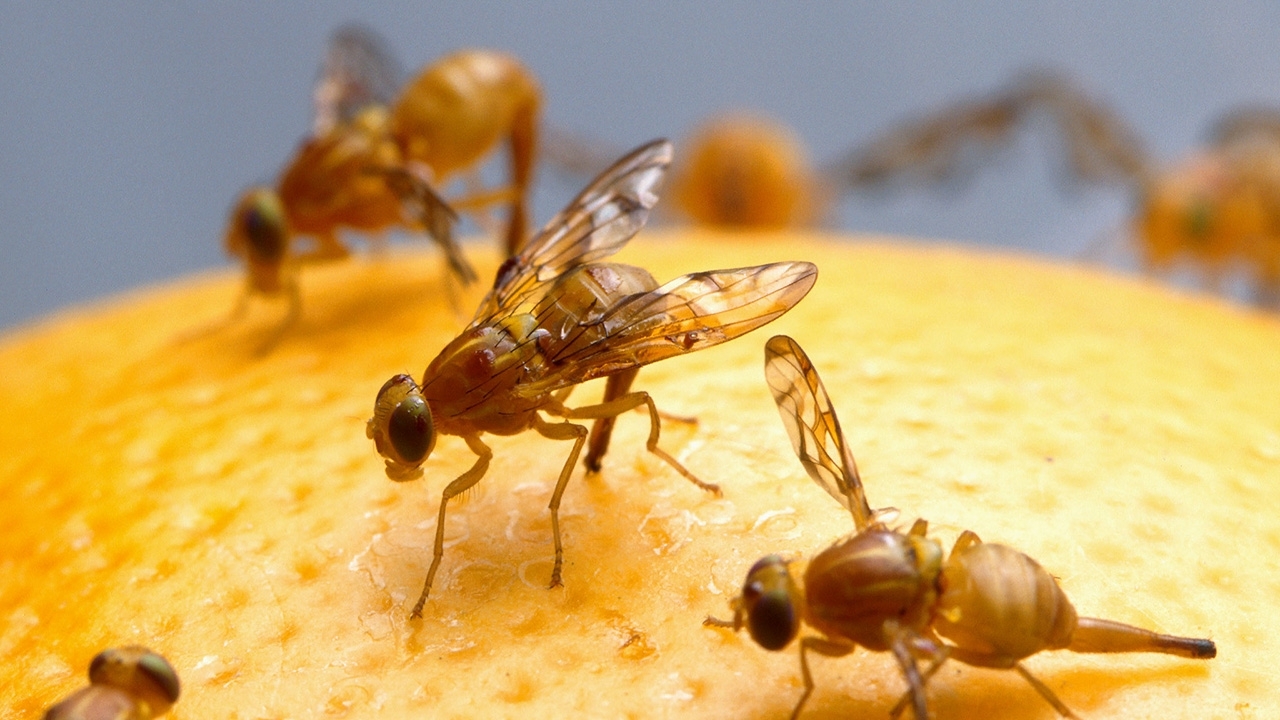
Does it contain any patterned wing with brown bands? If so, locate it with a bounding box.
[472,139,674,325]
[764,335,874,531]
[515,261,818,398]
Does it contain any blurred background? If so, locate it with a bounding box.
[3,1,1280,330]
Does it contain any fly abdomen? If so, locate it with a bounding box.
[934,541,1078,665]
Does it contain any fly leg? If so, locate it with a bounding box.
[793,637,854,720]
[172,282,252,345]
[532,415,589,589]
[884,623,930,720]
[255,277,302,356]
[585,369,697,473]
[555,390,720,496]
[294,231,351,264]
[410,434,492,618]
[583,368,638,473]
[942,645,1083,720]
[889,635,949,719]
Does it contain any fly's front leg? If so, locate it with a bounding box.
[532,415,589,589]
[410,434,492,619]
[558,390,720,496]
[257,277,302,356]
[794,637,854,720]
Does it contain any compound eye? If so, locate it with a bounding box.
[87,648,113,682]
[240,190,287,261]
[741,555,800,651]
[136,650,181,702]
[746,588,799,651]
[389,393,433,465]
[87,647,181,702]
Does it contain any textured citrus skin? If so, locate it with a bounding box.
[3,231,1270,718]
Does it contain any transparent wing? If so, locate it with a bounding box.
[1210,106,1280,149]
[313,23,404,136]
[541,126,628,180]
[379,166,473,284]
[825,71,1150,193]
[516,262,817,397]
[763,334,874,531]
[470,139,673,326]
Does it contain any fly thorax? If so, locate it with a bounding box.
[803,530,941,651]
[420,317,544,429]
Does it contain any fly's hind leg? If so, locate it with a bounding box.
[1014,663,1082,720]
[410,434,492,619]
[554,390,720,496]
[943,645,1082,720]
[585,369,697,473]
[583,368,639,473]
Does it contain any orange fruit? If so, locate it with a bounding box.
[4,231,1269,718]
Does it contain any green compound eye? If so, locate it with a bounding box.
[137,650,181,703]
[86,647,181,702]
[389,393,433,465]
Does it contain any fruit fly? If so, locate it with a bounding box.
[545,116,829,229]
[223,24,541,347]
[367,139,818,617]
[833,70,1280,307]
[43,646,180,720]
[707,335,1216,720]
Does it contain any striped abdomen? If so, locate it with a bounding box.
[934,541,1077,666]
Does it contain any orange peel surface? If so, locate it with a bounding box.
[3,231,1273,718]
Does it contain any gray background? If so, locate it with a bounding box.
[4,2,1279,330]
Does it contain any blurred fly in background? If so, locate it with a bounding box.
[5,5,1280,329]
[219,23,542,350]
[547,72,1280,309]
